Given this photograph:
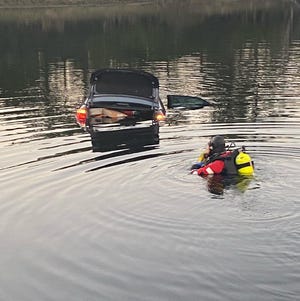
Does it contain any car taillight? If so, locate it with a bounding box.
[76,105,87,126]
[154,110,165,122]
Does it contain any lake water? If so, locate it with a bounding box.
[0,1,300,300]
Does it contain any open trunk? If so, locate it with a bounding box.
[87,95,157,126]
[86,95,161,151]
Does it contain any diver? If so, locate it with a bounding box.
[191,135,254,176]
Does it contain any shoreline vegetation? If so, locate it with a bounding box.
[2,0,186,8]
[0,0,289,29]
[0,0,282,9]
[0,0,287,11]
[0,0,150,9]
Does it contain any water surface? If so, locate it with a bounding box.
[0,1,300,300]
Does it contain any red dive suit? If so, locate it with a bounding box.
[197,151,233,176]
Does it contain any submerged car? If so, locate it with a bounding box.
[76,68,212,151]
[76,68,166,151]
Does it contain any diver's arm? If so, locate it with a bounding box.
[197,160,225,175]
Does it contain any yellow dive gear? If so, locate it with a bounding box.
[197,151,206,162]
[235,152,254,175]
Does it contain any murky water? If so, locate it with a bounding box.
[1,1,300,300]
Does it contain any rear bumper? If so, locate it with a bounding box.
[90,124,159,151]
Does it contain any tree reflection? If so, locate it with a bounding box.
[0,0,299,130]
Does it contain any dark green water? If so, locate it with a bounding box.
[1,1,300,300]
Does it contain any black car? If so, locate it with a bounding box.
[76,68,166,151]
[76,68,212,151]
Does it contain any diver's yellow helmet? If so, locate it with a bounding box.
[235,152,254,175]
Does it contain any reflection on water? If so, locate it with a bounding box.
[0,1,300,301]
[1,0,299,126]
[201,174,258,196]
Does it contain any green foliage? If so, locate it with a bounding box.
[0,0,148,7]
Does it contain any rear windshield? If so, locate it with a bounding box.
[95,72,154,98]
